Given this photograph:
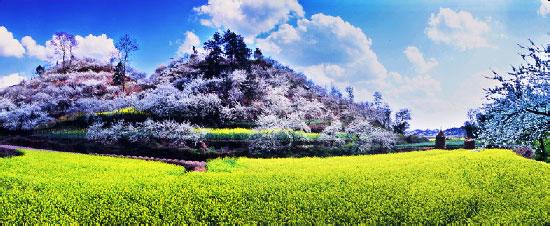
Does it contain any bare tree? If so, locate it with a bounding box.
[49,32,77,69]
[115,34,139,92]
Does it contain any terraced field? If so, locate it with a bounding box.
[0,149,548,223]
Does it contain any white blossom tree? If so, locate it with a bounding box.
[345,119,397,153]
[475,39,549,160]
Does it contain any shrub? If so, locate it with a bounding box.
[404,135,430,143]
[249,129,307,155]
[249,113,312,155]
[0,104,54,131]
[87,119,203,147]
[0,147,23,158]
[512,146,534,159]
[319,120,345,147]
[346,120,397,153]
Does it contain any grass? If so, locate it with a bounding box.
[397,140,466,149]
[37,127,323,141]
[198,128,322,140]
[96,107,144,116]
[0,149,548,224]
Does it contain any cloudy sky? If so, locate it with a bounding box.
[1,0,549,129]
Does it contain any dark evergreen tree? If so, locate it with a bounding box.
[203,32,225,79]
[35,65,45,76]
[222,30,251,70]
[463,121,479,139]
[345,86,354,102]
[113,62,125,88]
[253,48,263,61]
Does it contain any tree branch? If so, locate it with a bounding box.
[525,108,550,117]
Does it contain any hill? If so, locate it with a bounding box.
[407,127,465,138]
[0,30,401,132]
[0,30,409,157]
[0,148,548,224]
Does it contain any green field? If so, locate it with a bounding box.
[0,149,548,223]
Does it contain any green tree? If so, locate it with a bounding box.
[203,32,225,79]
[222,30,251,70]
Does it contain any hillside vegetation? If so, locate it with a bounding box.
[0,30,411,156]
[0,149,548,224]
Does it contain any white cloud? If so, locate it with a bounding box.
[0,26,25,58]
[177,31,201,56]
[194,0,304,38]
[22,33,118,63]
[258,13,388,82]
[426,8,492,50]
[21,36,50,61]
[297,64,346,85]
[404,46,438,74]
[540,0,550,16]
[257,13,450,128]
[0,73,25,89]
[73,34,118,62]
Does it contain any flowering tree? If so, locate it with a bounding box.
[475,39,549,160]
[249,113,311,154]
[319,120,345,147]
[87,119,203,147]
[0,104,53,131]
[345,119,397,153]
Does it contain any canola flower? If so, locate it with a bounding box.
[0,149,548,224]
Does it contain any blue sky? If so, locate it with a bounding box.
[0,0,549,129]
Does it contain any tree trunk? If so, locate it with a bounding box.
[540,137,548,160]
[62,51,66,69]
[122,63,126,94]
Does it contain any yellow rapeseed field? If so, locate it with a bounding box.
[0,149,548,223]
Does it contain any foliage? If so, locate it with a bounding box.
[345,120,397,153]
[95,107,143,116]
[0,104,53,131]
[392,108,411,134]
[248,129,310,155]
[403,135,430,144]
[463,120,479,139]
[87,119,203,147]
[474,39,549,160]
[112,62,125,86]
[319,120,345,147]
[512,146,534,159]
[0,149,548,224]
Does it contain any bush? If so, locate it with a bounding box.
[87,119,203,147]
[345,120,397,153]
[319,120,345,147]
[0,104,54,131]
[513,146,534,159]
[404,135,430,143]
[249,129,308,155]
[0,147,23,158]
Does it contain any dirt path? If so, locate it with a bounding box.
[0,144,55,152]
